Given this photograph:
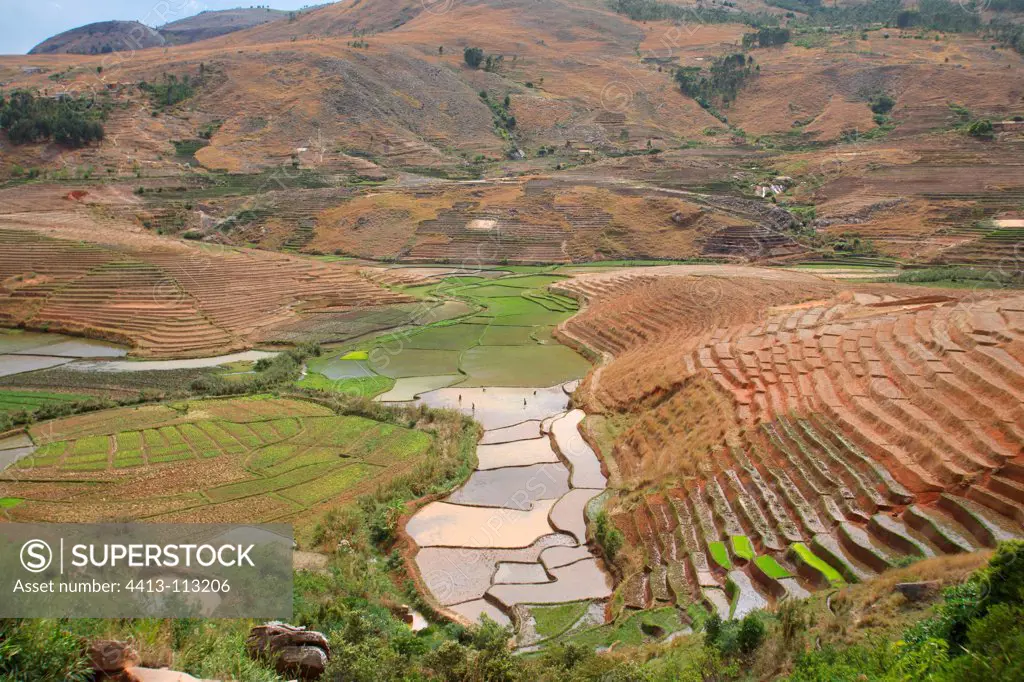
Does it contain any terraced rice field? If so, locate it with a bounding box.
[562,266,1024,619]
[0,389,94,413]
[301,272,591,397]
[0,395,432,524]
[0,229,410,358]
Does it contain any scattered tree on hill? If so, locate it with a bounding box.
[742,27,790,48]
[0,90,105,147]
[869,93,896,115]
[675,53,757,110]
[483,54,504,72]
[139,73,199,109]
[988,18,1024,55]
[463,46,484,68]
[967,118,994,138]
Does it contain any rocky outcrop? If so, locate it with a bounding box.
[88,640,141,677]
[895,580,941,602]
[246,622,330,681]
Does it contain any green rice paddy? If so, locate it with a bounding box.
[0,389,94,414]
[5,396,434,524]
[708,541,733,570]
[754,555,792,580]
[789,543,845,586]
[730,535,755,561]
[298,271,591,398]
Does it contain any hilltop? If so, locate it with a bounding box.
[158,8,290,46]
[28,20,165,55]
[26,7,293,56]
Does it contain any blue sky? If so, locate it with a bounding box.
[0,1,317,55]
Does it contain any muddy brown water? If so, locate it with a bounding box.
[486,558,613,609]
[447,463,570,510]
[407,499,559,549]
[479,420,543,444]
[415,535,576,606]
[551,410,607,489]
[493,562,551,584]
[0,354,74,378]
[406,381,611,628]
[414,385,570,430]
[475,438,560,469]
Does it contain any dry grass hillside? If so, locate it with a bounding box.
[0,1,1020,275]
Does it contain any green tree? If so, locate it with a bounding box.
[464,46,485,68]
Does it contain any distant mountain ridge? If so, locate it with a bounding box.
[28,20,165,55]
[27,8,291,55]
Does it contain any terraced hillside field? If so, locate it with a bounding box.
[0,228,411,357]
[560,266,1024,617]
[0,395,434,525]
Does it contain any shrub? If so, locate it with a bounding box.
[592,510,624,560]
[139,73,197,109]
[737,612,767,654]
[0,619,92,682]
[675,53,756,109]
[978,540,1024,610]
[742,27,791,48]
[870,93,896,115]
[967,119,994,138]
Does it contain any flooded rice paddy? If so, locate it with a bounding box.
[0,432,35,471]
[0,330,129,378]
[413,385,571,430]
[68,350,276,373]
[404,379,612,628]
[475,438,561,469]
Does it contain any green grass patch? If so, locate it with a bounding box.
[263,448,343,476]
[0,497,23,508]
[71,435,109,456]
[453,284,530,298]
[497,275,568,289]
[363,430,432,465]
[790,542,845,586]
[249,444,304,471]
[708,541,733,570]
[893,266,1022,289]
[341,350,369,360]
[476,296,555,318]
[610,607,685,646]
[531,602,590,639]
